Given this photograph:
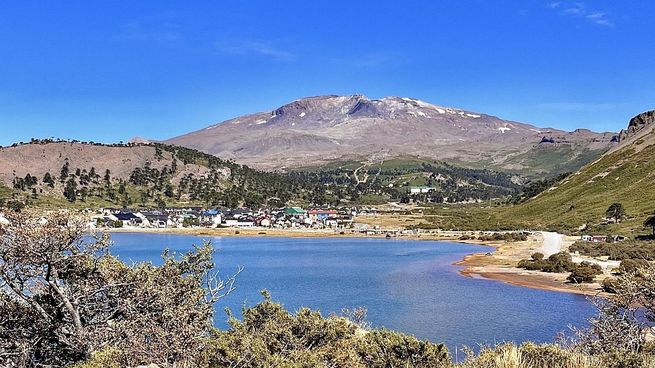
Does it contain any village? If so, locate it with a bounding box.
[89,206,424,236]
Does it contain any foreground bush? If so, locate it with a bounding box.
[206,292,450,367]
[4,212,655,367]
[459,342,655,368]
[0,212,238,367]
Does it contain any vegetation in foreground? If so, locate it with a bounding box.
[1,212,654,367]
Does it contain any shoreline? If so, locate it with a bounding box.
[455,236,606,297]
[105,227,604,296]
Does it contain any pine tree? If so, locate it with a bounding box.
[63,178,77,202]
[60,161,70,182]
[43,172,55,188]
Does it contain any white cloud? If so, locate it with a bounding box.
[113,13,184,44]
[549,1,614,27]
[217,40,295,61]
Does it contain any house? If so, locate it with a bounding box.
[259,218,272,227]
[410,186,436,194]
[141,211,170,228]
[285,207,307,216]
[223,215,239,227]
[308,209,338,220]
[0,214,9,226]
[200,210,222,227]
[236,220,255,228]
[114,212,142,227]
[581,234,627,243]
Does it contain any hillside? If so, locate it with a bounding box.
[0,140,530,209]
[0,140,310,209]
[500,110,655,234]
[165,95,616,175]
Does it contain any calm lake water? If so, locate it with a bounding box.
[109,233,595,351]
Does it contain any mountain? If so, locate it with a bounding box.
[165,95,617,175]
[0,140,312,208]
[500,110,655,234]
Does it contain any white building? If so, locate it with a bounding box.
[410,186,436,194]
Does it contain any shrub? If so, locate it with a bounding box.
[206,292,451,368]
[358,329,450,368]
[0,211,239,367]
[570,240,655,261]
[618,259,650,274]
[518,252,576,273]
[567,262,603,283]
[544,252,576,273]
[602,277,619,293]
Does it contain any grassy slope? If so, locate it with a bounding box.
[499,132,655,235]
[0,182,10,199]
[446,144,607,178]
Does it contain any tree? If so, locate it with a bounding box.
[60,160,70,182]
[606,203,626,223]
[155,196,166,210]
[64,177,77,202]
[0,212,240,367]
[139,190,148,206]
[645,215,655,236]
[43,172,55,188]
[570,262,655,356]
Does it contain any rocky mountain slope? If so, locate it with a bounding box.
[501,110,655,234]
[165,95,617,175]
[0,141,307,208]
[0,141,211,184]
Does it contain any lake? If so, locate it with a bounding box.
[109,233,595,351]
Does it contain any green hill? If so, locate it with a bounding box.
[500,110,655,235]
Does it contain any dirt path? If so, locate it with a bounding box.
[540,231,563,256]
[353,162,371,184]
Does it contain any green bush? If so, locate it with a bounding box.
[570,240,655,261]
[358,329,450,368]
[520,252,576,273]
[602,277,619,293]
[618,259,650,274]
[205,292,451,368]
[567,262,603,283]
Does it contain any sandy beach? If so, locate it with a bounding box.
[456,233,607,296]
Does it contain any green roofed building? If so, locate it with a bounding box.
[285,207,306,215]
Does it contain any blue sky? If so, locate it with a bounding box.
[1,1,654,146]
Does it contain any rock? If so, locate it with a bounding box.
[618,110,655,142]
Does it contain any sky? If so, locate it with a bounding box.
[1,1,654,146]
